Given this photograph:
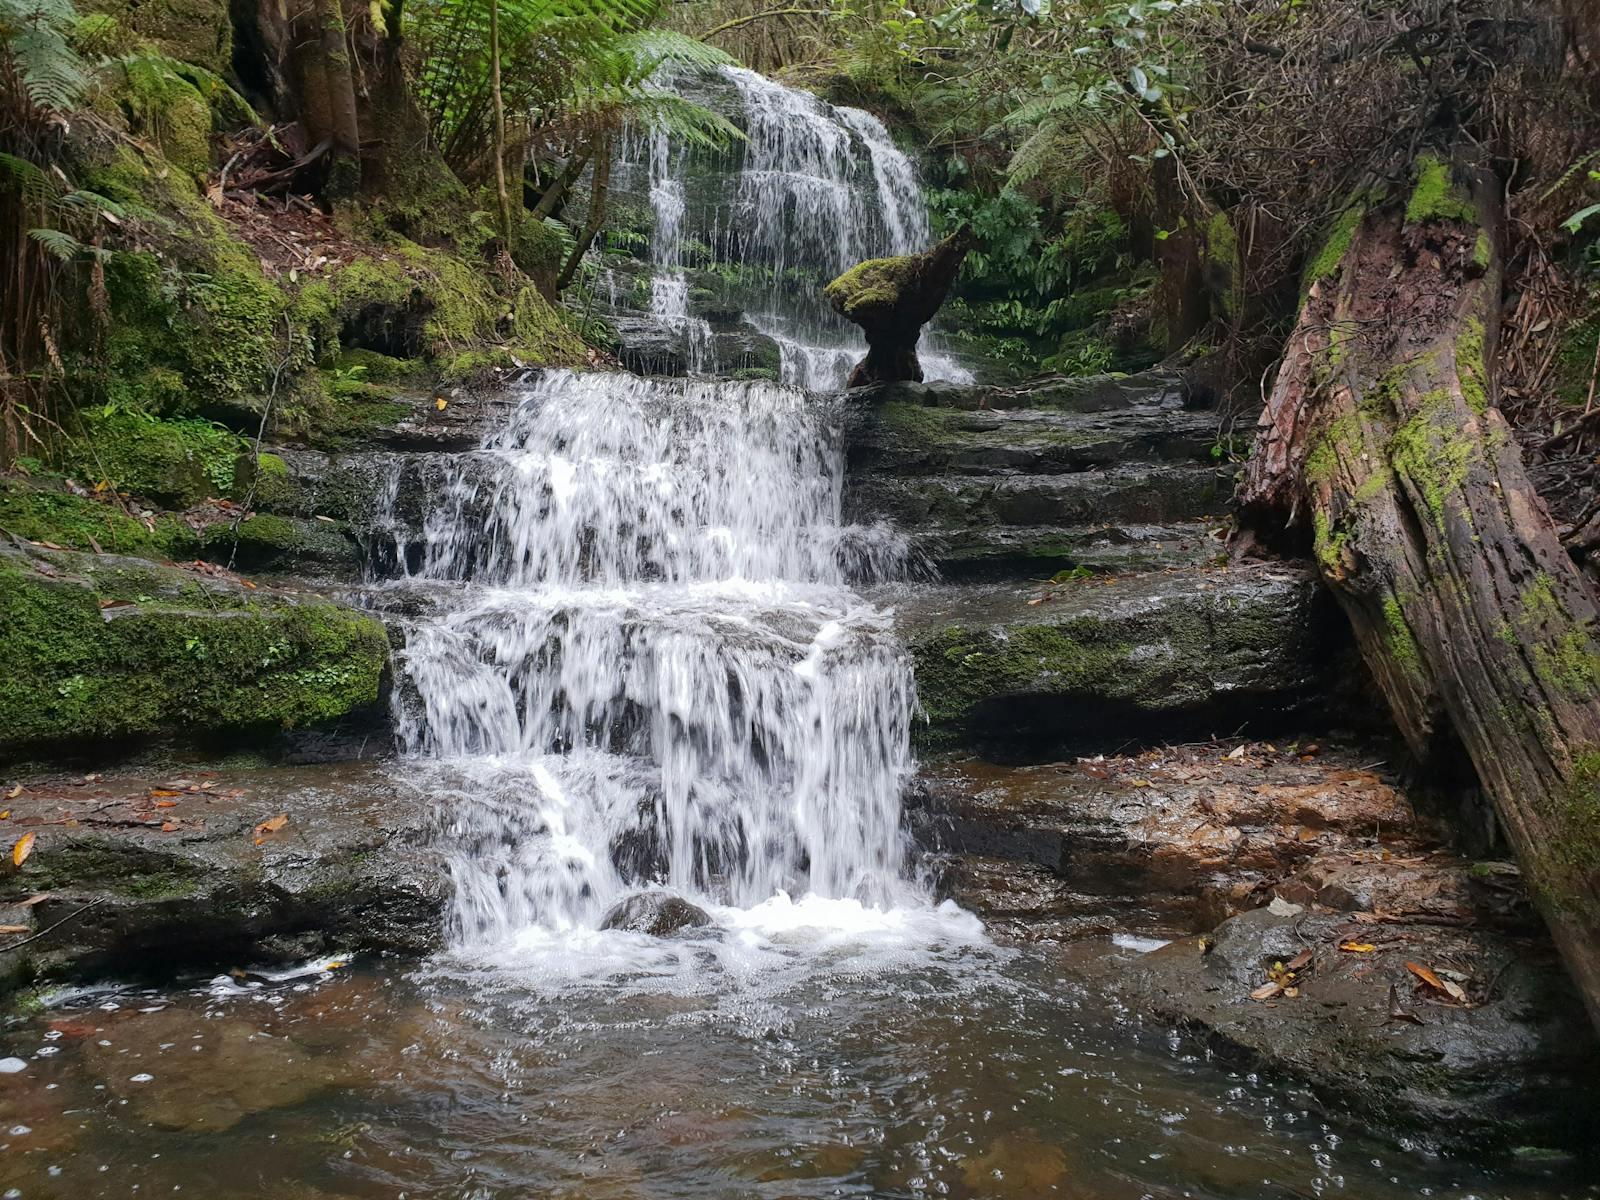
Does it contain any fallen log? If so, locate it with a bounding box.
[1236,153,1600,1031]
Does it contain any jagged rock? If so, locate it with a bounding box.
[599,891,713,937]
[825,233,972,386]
[1123,906,1600,1153]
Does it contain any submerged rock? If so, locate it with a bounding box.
[1124,905,1600,1152]
[600,892,713,937]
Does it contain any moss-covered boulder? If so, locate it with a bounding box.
[200,512,363,577]
[824,232,972,385]
[0,545,389,760]
[0,478,200,559]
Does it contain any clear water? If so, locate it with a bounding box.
[1,942,1590,1200]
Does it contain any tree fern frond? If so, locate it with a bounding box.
[27,226,87,261]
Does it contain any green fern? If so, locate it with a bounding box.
[0,0,90,112]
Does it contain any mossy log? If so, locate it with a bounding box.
[1236,155,1600,1031]
[824,232,971,387]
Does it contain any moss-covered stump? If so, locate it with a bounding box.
[0,762,444,992]
[0,545,390,761]
[903,566,1336,752]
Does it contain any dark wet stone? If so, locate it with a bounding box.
[897,566,1341,752]
[1122,905,1600,1153]
[600,892,713,936]
[1,762,446,988]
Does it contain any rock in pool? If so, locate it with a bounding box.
[600,892,713,937]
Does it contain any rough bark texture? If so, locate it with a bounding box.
[1237,157,1600,1032]
[825,232,971,387]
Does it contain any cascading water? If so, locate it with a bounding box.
[614,65,973,391]
[375,370,945,958]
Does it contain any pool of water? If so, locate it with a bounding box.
[2,932,1591,1200]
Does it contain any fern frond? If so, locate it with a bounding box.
[28,226,87,261]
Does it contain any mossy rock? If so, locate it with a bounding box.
[0,478,200,560]
[80,0,233,75]
[0,545,390,759]
[200,512,362,576]
[57,411,245,508]
[106,55,215,179]
[824,254,922,320]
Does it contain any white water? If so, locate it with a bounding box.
[376,371,971,968]
[624,65,972,391]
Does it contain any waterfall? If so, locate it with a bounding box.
[378,371,926,948]
[615,65,972,391]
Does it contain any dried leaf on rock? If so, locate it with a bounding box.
[253,813,289,844]
[1338,941,1376,953]
[11,831,36,867]
[1249,981,1283,1001]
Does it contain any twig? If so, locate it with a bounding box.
[0,897,103,952]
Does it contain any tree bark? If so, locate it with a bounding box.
[1237,159,1600,1032]
[555,132,611,292]
[314,0,362,197]
[488,0,513,247]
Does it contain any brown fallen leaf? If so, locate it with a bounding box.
[18,893,50,907]
[253,812,289,844]
[1404,961,1446,991]
[0,924,29,935]
[1387,983,1424,1025]
[11,831,36,867]
[1287,948,1313,972]
[149,789,183,798]
[154,799,179,808]
[3,785,20,800]
[160,821,179,833]
[1249,980,1283,1001]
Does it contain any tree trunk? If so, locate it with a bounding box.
[1237,157,1600,1032]
[314,0,362,197]
[488,0,513,247]
[555,132,611,292]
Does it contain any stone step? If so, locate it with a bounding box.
[904,519,1225,581]
[855,368,1189,414]
[847,464,1237,542]
[844,393,1223,477]
[882,564,1337,752]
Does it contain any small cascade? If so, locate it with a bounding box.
[607,65,972,391]
[376,370,924,948]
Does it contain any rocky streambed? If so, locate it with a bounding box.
[2,364,1598,1179]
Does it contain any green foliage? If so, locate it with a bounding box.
[1404,154,1477,227]
[0,0,90,112]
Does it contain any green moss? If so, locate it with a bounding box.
[57,411,244,507]
[1382,594,1421,671]
[0,547,389,754]
[1404,155,1477,227]
[912,623,1135,729]
[0,479,199,559]
[1386,390,1477,528]
[1532,633,1600,698]
[1552,313,1600,409]
[81,0,232,74]
[1522,572,1564,626]
[1302,205,1365,295]
[1473,231,1493,270]
[1537,747,1600,917]
[1203,209,1243,318]
[110,55,213,178]
[824,255,920,317]
[1456,317,1489,415]
[1312,508,1351,575]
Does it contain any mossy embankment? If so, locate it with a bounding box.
[0,545,390,762]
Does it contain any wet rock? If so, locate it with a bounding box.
[855,369,1189,414]
[82,1007,341,1132]
[200,512,364,579]
[1122,905,1600,1152]
[600,892,713,937]
[910,747,1417,931]
[614,315,690,377]
[0,762,445,987]
[0,545,391,762]
[898,566,1339,752]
